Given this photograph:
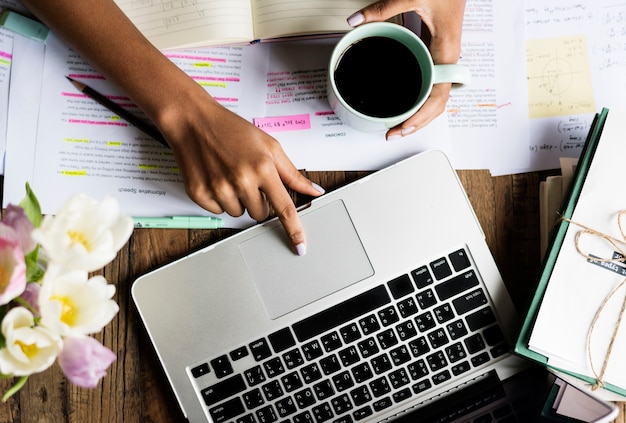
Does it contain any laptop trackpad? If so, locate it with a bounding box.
[239,200,374,320]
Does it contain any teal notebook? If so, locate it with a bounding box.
[515,108,626,397]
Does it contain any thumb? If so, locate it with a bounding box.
[347,0,415,27]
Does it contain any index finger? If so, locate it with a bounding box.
[262,175,307,256]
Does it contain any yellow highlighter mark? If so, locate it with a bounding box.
[199,82,227,88]
[138,164,159,170]
[194,62,214,68]
[61,170,87,176]
[106,141,122,147]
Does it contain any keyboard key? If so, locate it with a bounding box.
[312,402,334,423]
[209,397,245,423]
[432,370,451,385]
[338,346,360,367]
[390,345,411,366]
[292,285,391,342]
[388,274,414,299]
[351,385,373,406]
[377,328,398,349]
[210,355,234,378]
[294,387,316,409]
[262,380,284,401]
[388,368,410,389]
[433,303,455,324]
[190,362,210,378]
[451,361,471,376]
[411,266,433,288]
[340,323,361,344]
[369,377,391,397]
[276,396,297,418]
[435,270,480,301]
[302,340,323,361]
[378,306,399,326]
[351,362,374,383]
[334,416,354,423]
[320,354,341,375]
[250,338,272,362]
[332,371,355,392]
[263,357,285,378]
[372,397,393,412]
[426,351,447,371]
[449,248,471,271]
[256,404,278,423]
[371,353,392,374]
[430,257,452,280]
[471,352,490,367]
[282,371,303,392]
[416,289,437,309]
[408,337,430,357]
[244,365,266,387]
[313,380,335,400]
[407,359,429,380]
[230,346,249,361]
[236,414,255,423]
[465,333,486,355]
[466,307,496,331]
[358,314,380,335]
[321,331,342,352]
[357,337,379,358]
[293,411,315,423]
[243,388,265,410]
[415,311,436,332]
[427,328,449,349]
[412,379,432,394]
[353,406,373,421]
[269,328,296,354]
[301,363,322,384]
[397,297,418,318]
[446,319,469,340]
[392,387,412,403]
[202,374,247,406]
[445,342,467,363]
[452,288,488,315]
[283,348,304,369]
[396,320,418,341]
[331,393,353,414]
[483,324,505,346]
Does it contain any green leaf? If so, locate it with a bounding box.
[24,245,43,283]
[18,183,42,228]
[2,376,28,402]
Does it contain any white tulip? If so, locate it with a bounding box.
[0,307,62,376]
[32,194,133,272]
[39,265,119,336]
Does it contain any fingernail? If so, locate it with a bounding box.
[347,12,365,27]
[387,134,402,141]
[401,126,417,136]
[295,243,307,256]
[312,183,326,195]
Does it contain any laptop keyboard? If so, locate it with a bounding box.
[189,247,509,423]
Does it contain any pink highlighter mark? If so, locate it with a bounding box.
[253,114,311,133]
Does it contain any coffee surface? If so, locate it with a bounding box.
[334,36,422,118]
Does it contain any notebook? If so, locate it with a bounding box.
[132,150,617,422]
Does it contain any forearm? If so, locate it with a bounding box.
[20,0,217,140]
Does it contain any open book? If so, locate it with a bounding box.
[114,0,385,50]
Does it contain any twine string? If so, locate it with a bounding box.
[561,211,626,390]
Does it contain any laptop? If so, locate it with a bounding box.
[132,150,618,423]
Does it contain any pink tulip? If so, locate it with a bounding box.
[3,205,36,254]
[58,336,116,388]
[0,224,26,305]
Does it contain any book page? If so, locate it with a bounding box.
[251,0,372,40]
[114,0,255,50]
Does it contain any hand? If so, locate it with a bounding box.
[160,90,324,256]
[347,0,466,140]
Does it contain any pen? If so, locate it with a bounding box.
[133,216,224,229]
[65,76,169,148]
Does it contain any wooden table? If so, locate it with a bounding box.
[0,169,623,422]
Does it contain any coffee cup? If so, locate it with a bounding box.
[327,22,471,133]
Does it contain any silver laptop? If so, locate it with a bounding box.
[132,150,617,423]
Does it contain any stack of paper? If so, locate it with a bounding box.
[517,108,626,396]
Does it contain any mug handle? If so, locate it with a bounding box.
[432,64,472,88]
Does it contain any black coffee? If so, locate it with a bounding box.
[334,36,422,118]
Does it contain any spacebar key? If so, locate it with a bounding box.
[292,285,391,342]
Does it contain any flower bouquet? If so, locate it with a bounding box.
[0,184,133,400]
